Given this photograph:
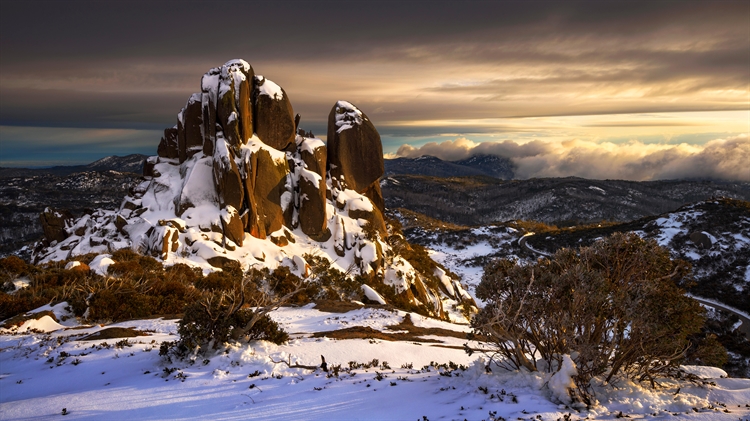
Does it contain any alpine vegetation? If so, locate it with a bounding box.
[471,233,712,407]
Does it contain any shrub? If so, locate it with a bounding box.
[104,250,162,286]
[195,271,235,291]
[0,255,29,278]
[176,291,289,353]
[305,254,360,301]
[472,232,707,404]
[195,261,243,291]
[150,279,196,316]
[88,286,154,322]
[268,266,311,305]
[0,256,32,293]
[168,268,301,356]
[164,263,202,285]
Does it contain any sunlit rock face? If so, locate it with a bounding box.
[34,59,473,320]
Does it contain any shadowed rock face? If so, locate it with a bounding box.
[327,101,384,193]
[298,169,328,240]
[158,127,179,160]
[298,137,327,178]
[254,77,296,152]
[326,101,386,237]
[297,137,329,239]
[213,138,244,212]
[690,231,712,249]
[200,67,220,157]
[217,61,254,148]
[40,208,73,245]
[179,94,203,163]
[221,206,245,247]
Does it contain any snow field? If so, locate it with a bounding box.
[2,304,749,420]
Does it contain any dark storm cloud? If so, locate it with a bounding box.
[3,1,747,116]
[1,1,748,172]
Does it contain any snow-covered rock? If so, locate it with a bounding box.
[31,59,469,319]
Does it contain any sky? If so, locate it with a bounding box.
[0,0,748,180]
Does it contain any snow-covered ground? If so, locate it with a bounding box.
[424,226,522,305]
[2,304,748,420]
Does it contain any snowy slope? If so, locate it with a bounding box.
[2,304,749,421]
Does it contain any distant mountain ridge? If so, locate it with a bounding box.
[384,154,514,179]
[0,154,148,177]
[382,174,750,226]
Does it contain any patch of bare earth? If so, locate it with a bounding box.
[80,327,150,341]
[311,314,468,343]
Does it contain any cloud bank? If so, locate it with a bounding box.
[396,135,750,181]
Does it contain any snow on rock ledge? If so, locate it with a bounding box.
[32,59,473,319]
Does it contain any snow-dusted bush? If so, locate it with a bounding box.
[304,254,361,301]
[176,295,289,354]
[168,267,305,356]
[472,232,708,405]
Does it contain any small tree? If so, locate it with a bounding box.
[472,232,706,402]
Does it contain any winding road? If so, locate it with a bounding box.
[690,296,750,338]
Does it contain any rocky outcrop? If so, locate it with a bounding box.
[248,145,290,238]
[217,60,254,148]
[157,127,179,160]
[254,77,296,151]
[213,138,244,212]
[33,59,473,320]
[298,168,328,240]
[690,231,712,249]
[327,101,384,193]
[296,136,328,239]
[298,137,327,178]
[326,101,387,236]
[178,94,204,163]
[40,208,73,245]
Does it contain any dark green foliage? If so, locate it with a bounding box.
[194,261,243,292]
[195,271,235,291]
[526,198,750,313]
[0,291,49,321]
[0,261,92,320]
[686,309,750,377]
[164,263,202,284]
[0,255,30,278]
[239,311,288,344]
[0,251,206,323]
[0,255,33,293]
